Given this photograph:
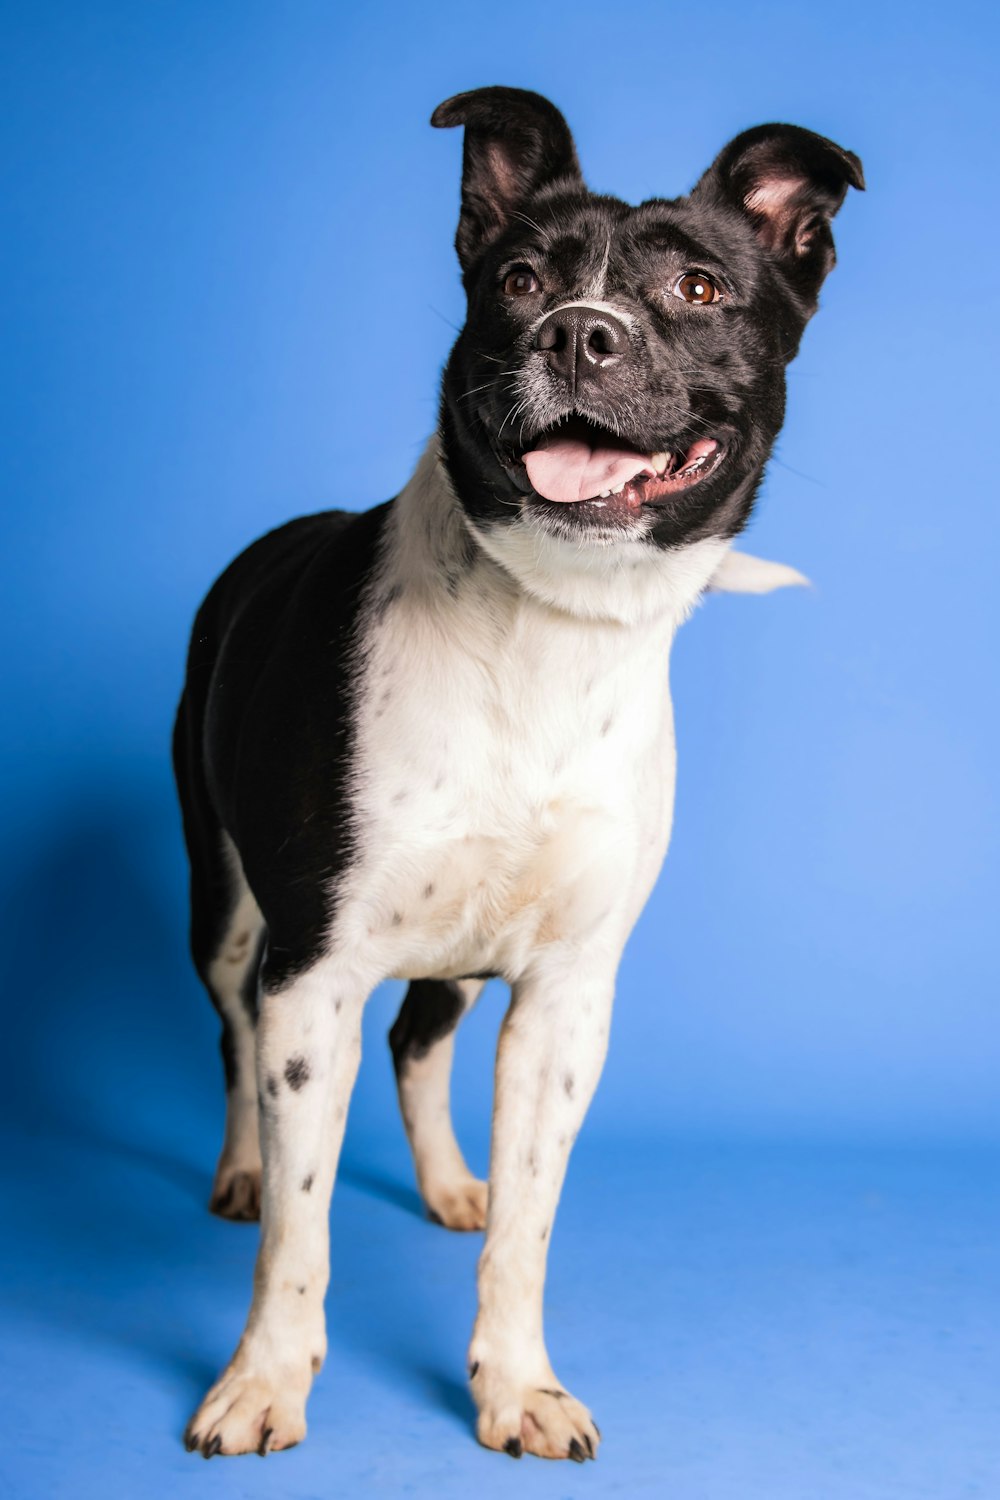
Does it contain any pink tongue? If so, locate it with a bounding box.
[523,436,653,503]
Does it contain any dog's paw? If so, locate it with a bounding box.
[184,1360,311,1458]
[473,1374,600,1461]
[424,1175,488,1232]
[209,1165,262,1222]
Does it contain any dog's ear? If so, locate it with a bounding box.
[708,549,811,594]
[431,87,583,271]
[691,124,864,310]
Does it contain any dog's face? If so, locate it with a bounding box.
[434,88,862,554]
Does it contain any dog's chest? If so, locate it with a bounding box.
[339,579,677,979]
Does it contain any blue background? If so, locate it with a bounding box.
[2,1,998,1496]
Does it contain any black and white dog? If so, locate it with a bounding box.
[175,87,862,1462]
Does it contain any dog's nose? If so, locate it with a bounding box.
[534,306,628,389]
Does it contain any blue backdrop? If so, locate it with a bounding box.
[3,3,998,1496]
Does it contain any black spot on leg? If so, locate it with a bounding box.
[423,882,435,899]
[540,1224,549,1242]
[284,1055,311,1091]
[266,1074,279,1099]
[563,1073,575,1099]
[297,1285,307,1295]
[391,910,403,926]
[301,1174,314,1193]
[469,1361,480,1379]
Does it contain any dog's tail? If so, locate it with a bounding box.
[708,549,811,594]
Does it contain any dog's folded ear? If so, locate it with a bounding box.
[432,87,583,271]
[691,124,864,320]
[708,549,811,594]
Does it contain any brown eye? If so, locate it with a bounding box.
[503,268,541,297]
[674,272,720,304]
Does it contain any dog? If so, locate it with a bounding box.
[174,86,862,1462]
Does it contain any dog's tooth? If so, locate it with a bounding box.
[599,490,611,498]
[650,451,671,475]
[610,482,626,495]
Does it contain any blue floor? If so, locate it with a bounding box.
[3,1118,999,1499]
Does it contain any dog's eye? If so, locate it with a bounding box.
[673,272,721,305]
[503,268,541,298]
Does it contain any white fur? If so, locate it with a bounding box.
[188,438,799,1460]
[330,441,721,990]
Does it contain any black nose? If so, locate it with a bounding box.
[534,306,628,389]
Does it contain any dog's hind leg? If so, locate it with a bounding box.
[389,978,487,1230]
[203,843,266,1221]
[173,693,265,1221]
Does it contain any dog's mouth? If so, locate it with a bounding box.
[503,415,727,511]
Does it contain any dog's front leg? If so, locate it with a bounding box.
[185,958,370,1458]
[470,953,614,1462]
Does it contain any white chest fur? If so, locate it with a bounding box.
[331,442,729,985]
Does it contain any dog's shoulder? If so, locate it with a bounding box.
[189,500,391,841]
[189,504,389,672]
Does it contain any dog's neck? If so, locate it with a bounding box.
[385,437,730,632]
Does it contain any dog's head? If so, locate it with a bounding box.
[433,87,862,570]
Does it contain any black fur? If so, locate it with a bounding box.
[174,503,391,994]
[389,979,466,1070]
